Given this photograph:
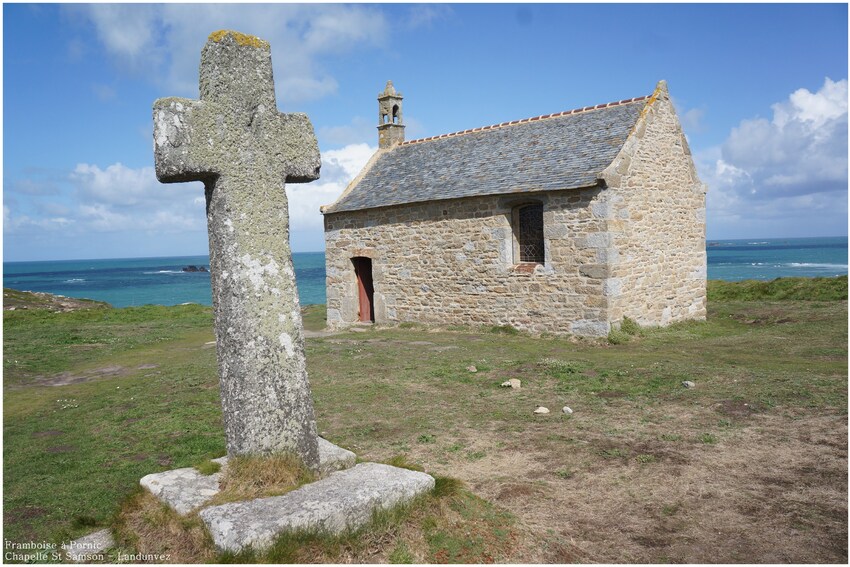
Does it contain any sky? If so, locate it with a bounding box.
[3,3,848,262]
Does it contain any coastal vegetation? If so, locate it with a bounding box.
[3,278,847,562]
[707,274,847,301]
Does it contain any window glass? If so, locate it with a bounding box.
[518,204,544,263]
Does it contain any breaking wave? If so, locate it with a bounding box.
[787,263,848,269]
[142,270,185,274]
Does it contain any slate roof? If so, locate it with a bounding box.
[323,95,650,214]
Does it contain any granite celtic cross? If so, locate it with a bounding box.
[153,30,321,469]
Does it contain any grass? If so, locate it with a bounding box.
[489,324,520,335]
[608,316,643,344]
[3,278,847,563]
[3,301,215,386]
[300,304,327,332]
[209,453,314,505]
[707,275,847,301]
[194,460,222,476]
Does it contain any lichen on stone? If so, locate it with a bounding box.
[208,30,270,50]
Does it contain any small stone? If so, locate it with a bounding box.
[500,378,521,389]
[534,406,550,414]
[682,380,696,389]
[65,529,114,562]
[467,365,478,373]
[562,406,573,415]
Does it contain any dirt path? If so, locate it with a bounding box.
[401,411,848,563]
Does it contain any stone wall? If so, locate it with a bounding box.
[323,83,707,336]
[323,188,616,336]
[598,82,707,327]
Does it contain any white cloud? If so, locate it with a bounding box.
[76,4,389,104]
[323,143,376,180]
[71,163,161,206]
[318,116,374,147]
[3,209,75,233]
[772,77,847,129]
[7,178,60,196]
[6,145,374,251]
[279,75,339,107]
[719,77,847,199]
[696,78,848,237]
[78,203,132,232]
[37,202,72,217]
[286,143,375,233]
[6,162,206,239]
[406,5,453,29]
[80,4,164,73]
[671,95,705,134]
[680,107,705,134]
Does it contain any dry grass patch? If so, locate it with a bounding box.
[209,453,314,506]
[113,491,217,563]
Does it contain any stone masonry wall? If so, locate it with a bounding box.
[598,83,707,327]
[324,83,706,336]
[324,188,617,336]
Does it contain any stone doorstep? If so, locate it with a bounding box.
[140,438,356,516]
[200,462,436,553]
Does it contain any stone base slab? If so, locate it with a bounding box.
[317,437,356,474]
[200,462,435,553]
[140,463,224,515]
[65,529,115,562]
[140,439,355,515]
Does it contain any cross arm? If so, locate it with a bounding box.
[270,112,321,183]
[153,97,218,183]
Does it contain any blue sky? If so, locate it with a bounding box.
[3,3,848,261]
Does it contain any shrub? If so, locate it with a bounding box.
[620,316,642,336]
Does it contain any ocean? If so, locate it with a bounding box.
[3,237,847,308]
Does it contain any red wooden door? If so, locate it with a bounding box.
[352,257,374,323]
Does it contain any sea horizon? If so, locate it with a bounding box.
[3,235,847,265]
[4,236,847,308]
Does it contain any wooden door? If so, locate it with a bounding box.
[352,257,374,323]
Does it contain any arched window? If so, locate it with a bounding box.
[392,104,400,124]
[515,203,544,263]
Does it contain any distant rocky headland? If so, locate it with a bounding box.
[182,265,209,273]
[3,288,110,312]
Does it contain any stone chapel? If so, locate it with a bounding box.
[320,80,707,336]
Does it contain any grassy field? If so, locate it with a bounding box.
[3,277,847,562]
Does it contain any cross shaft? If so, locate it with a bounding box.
[152,30,321,469]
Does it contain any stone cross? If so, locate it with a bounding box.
[153,30,321,470]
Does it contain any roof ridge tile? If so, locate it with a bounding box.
[398,93,652,148]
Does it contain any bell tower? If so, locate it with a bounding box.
[377,80,404,149]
